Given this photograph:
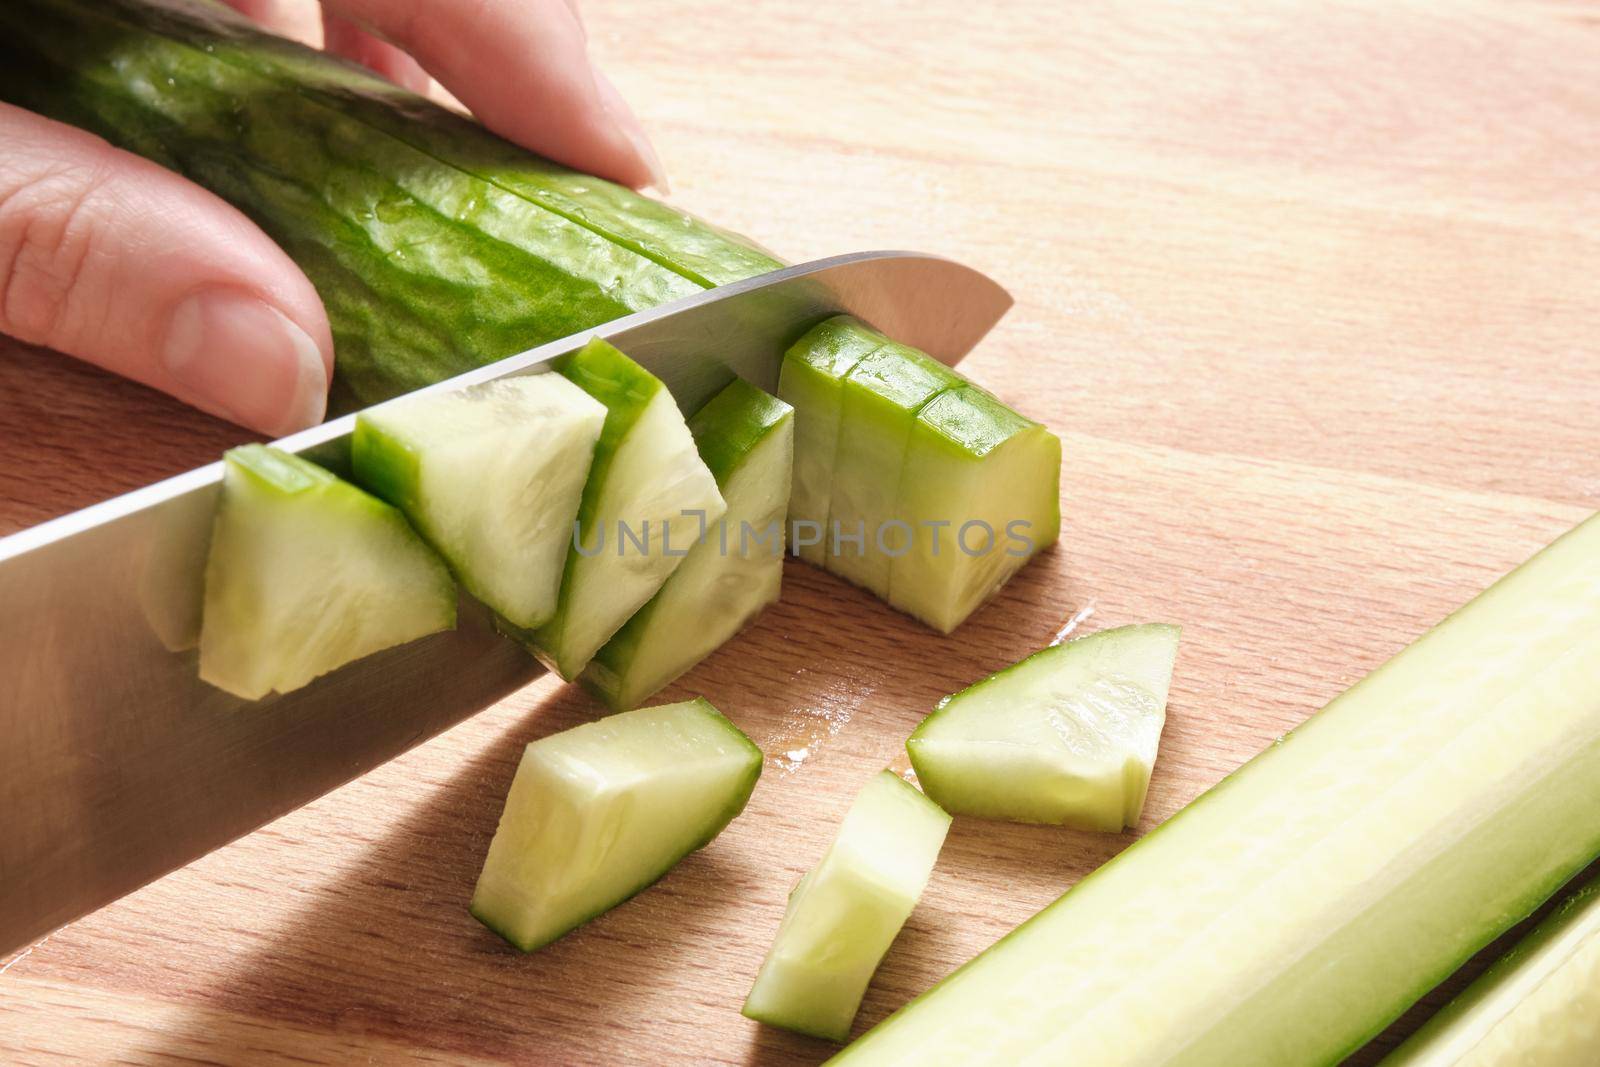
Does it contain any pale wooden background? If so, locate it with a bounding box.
[3,0,1600,1063]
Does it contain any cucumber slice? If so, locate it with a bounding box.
[907,624,1179,831]
[585,379,794,711]
[887,387,1062,632]
[777,316,890,566]
[744,770,951,1042]
[470,698,762,952]
[835,513,1600,1065]
[826,344,962,593]
[1384,874,1600,1066]
[351,374,606,629]
[198,445,455,699]
[515,339,726,680]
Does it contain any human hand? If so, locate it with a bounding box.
[0,0,664,436]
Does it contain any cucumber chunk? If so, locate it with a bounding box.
[907,624,1179,831]
[887,387,1062,633]
[514,339,726,680]
[835,513,1600,1066]
[199,445,455,700]
[744,770,951,1042]
[585,379,794,711]
[826,344,962,593]
[777,317,890,565]
[351,374,606,629]
[470,698,762,952]
[1385,874,1600,1066]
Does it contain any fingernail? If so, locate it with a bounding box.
[163,289,329,436]
[593,68,670,194]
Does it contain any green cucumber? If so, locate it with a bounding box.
[351,374,606,629]
[0,0,780,410]
[1384,874,1600,1065]
[510,339,725,681]
[835,512,1600,1065]
[887,387,1061,632]
[199,444,455,699]
[907,624,1179,831]
[777,317,892,565]
[470,698,762,952]
[744,770,951,1042]
[585,379,794,711]
[826,344,963,593]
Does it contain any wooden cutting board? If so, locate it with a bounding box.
[3,0,1599,1062]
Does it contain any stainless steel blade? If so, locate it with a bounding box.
[0,250,1010,953]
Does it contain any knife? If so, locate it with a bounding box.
[0,249,1011,955]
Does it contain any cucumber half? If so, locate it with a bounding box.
[744,770,951,1042]
[835,512,1600,1065]
[585,378,794,711]
[514,338,726,680]
[906,623,1180,831]
[198,445,456,700]
[470,697,762,952]
[777,316,890,566]
[351,374,606,629]
[1384,874,1600,1066]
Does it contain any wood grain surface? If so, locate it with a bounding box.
[4,0,1600,1063]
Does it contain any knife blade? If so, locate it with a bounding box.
[0,249,1010,954]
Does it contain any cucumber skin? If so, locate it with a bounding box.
[470,698,764,953]
[0,0,781,411]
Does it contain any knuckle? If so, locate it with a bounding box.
[0,157,115,348]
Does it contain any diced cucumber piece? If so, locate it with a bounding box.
[777,316,890,565]
[470,698,762,952]
[744,770,951,1042]
[351,374,606,629]
[826,345,962,593]
[835,513,1600,1066]
[515,339,726,680]
[907,624,1179,831]
[1384,874,1600,1066]
[585,379,794,711]
[198,444,455,699]
[887,387,1062,632]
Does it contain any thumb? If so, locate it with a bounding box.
[0,104,332,436]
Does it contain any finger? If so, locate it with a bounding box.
[321,0,667,191]
[219,0,322,45]
[321,11,432,95]
[0,105,332,436]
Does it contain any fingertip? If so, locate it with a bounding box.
[592,67,669,193]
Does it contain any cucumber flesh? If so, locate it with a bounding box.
[585,379,794,711]
[834,513,1600,1066]
[826,344,962,593]
[1384,874,1600,1066]
[777,317,891,566]
[352,374,606,629]
[744,770,951,1042]
[515,339,726,680]
[907,624,1180,831]
[887,387,1062,633]
[199,445,455,700]
[470,698,762,952]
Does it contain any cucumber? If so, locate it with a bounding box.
[1384,874,1600,1066]
[585,379,794,711]
[509,339,725,681]
[777,317,892,565]
[835,513,1600,1065]
[826,344,963,593]
[199,445,455,700]
[887,387,1061,633]
[0,0,780,409]
[351,374,605,629]
[907,624,1180,831]
[744,770,951,1042]
[470,698,762,952]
